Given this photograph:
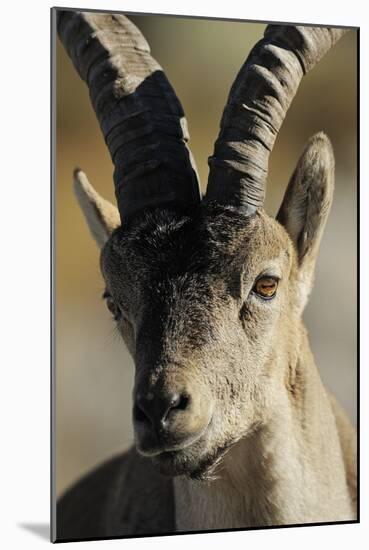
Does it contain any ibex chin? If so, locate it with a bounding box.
[56,10,357,540]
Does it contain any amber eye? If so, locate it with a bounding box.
[252,276,279,300]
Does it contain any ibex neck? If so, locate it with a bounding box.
[174,326,352,530]
[174,405,305,530]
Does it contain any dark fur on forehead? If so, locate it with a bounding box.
[99,202,293,326]
[101,202,285,279]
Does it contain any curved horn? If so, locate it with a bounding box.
[205,25,347,215]
[57,10,201,219]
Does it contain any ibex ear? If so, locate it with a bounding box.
[277,132,334,310]
[73,169,121,249]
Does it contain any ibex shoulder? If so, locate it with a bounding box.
[57,447,175,541]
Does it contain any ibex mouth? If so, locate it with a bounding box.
[137,427,208,458]
[136,414,213,460]
[139,416,224,477]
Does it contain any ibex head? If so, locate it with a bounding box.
[58,12,345,479]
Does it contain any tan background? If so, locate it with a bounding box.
[55,14,357,497]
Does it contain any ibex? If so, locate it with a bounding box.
[56,10,357,541]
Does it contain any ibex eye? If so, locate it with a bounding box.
[103,291,122,321]
[252,276,279,300]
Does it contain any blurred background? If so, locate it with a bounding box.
[55,14,357,497]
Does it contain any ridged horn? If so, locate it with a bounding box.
[57,10,201,219]
[205,25,347,215]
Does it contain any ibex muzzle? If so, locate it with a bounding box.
[133,378,212,457]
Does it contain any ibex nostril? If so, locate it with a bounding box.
[162,393,190,424]
[172,394,190,411]
[134,389,192,431]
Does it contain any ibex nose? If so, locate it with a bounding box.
[134,390,190,430]
[133,383,211,457]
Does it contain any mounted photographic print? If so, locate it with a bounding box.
[51,7,358,543]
